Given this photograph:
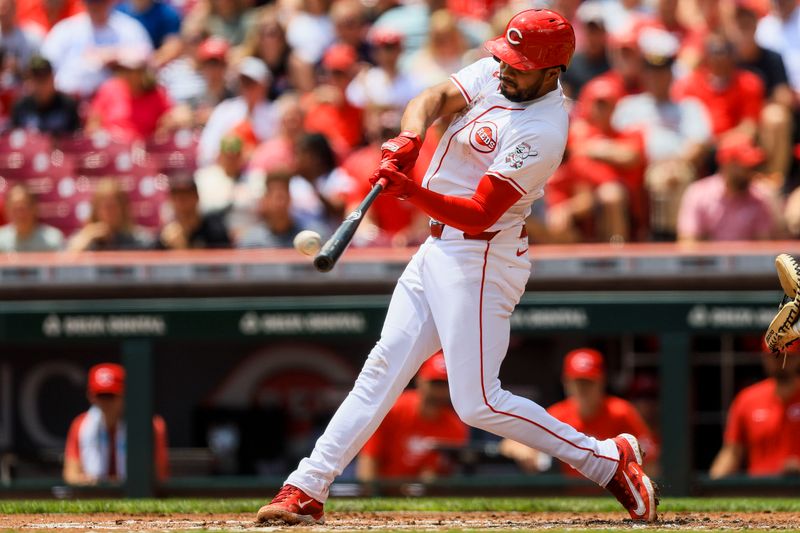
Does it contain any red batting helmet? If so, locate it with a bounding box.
[484,9,575,71]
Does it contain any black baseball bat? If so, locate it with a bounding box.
[313,178,387,272]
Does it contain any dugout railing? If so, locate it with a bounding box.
[2,244,800,498]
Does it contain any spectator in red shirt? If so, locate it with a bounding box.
[87,48,173,142]
[677,134,778,242]
[498,348,658,476]
[547,77,645,243]
[674,34,765,141]
[593,24,645,100]
[303,43,364,157]
[710,346,800,478]
[63,363,169,485]
[356,351,468,482]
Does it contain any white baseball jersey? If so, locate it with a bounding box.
[284,57,621,504]
[422,57,569,231]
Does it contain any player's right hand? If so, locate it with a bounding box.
[371,161,416,199]
[380,131,422,175]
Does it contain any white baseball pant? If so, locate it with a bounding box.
[286,227,620,501]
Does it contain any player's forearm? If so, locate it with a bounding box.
[401,81,467,139]
[401,88,448,139]
[709,445,743,479]
[63,459,95,485]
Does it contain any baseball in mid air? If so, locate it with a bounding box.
[293,230,322,256]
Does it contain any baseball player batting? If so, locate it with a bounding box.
[257,9,658,525]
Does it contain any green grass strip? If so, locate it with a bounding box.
[2,497,800,515]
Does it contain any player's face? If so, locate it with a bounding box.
[418,379,451,408]
[498,62,558,102]
[565,378,604,409]
[90,392,124,421]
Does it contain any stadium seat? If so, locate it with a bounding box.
[145,129,198,176]
[0,129,51,154]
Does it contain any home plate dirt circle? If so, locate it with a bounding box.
[5,511,800,531]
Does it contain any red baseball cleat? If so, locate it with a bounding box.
[605,433,658,522]
[256,484,325,525]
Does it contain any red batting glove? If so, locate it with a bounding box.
[370,161,418,199]
[380,131,422,175]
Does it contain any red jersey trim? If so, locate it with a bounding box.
[449,75,472,104]
[486,170,526,195]
[477,243,619,464]
[426,106,525,190]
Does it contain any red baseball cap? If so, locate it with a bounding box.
[322,44,357,71]
[563,348,605,381]
[716,134,765,168]
[369,27,404,46]
[197,37,230,62]
[579,77,623,105]
[484,9,575,71]
[418,350,448,381]
[88,363,125,395]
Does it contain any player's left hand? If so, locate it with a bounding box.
[371,161,416,199]
[380,131,422,175]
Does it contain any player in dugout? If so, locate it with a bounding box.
[257,9,658,525]
[710,339,800,478]
[498,348,659,477]
[63,363,169,485]
[356,351,468,485]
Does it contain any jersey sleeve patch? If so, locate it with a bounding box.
[504,141,537,169]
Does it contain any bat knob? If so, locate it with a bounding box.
[313,254,334,272]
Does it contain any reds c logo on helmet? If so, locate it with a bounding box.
[484,9,576,72]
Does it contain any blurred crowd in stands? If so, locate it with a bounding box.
[1,0,800,252]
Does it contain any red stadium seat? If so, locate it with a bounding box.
[31,166,92,236]
[54,132,147,177]
[0,129,51,153]
[145,129,198,176]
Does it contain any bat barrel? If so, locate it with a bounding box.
[313,252,335,272]
[312,179,386,273]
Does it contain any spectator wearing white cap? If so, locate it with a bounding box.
[612,27,712,240]
[197,56,278,166]
[40,0,152,98]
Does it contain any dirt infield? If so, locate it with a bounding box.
[4,511,800,531]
